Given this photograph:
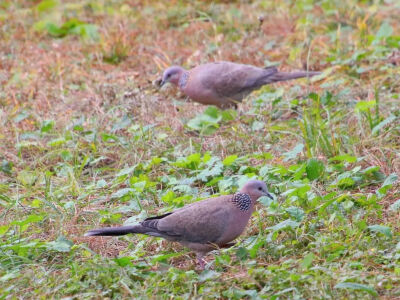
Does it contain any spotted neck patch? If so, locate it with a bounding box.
[178,71,189,89]
[231,193,252,211]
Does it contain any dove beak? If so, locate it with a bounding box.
[160,79,166,87]
[265,192,274,200]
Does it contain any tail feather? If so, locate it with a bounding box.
[85,225,145,237]
[267,71,321,83]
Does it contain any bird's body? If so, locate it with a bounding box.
[160,61,320,108]
[85,180,272,267]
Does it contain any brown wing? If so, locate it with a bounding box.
[199,62,278,101]
[156,196,232,244]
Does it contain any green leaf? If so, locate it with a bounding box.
[198,270,219,282]
[116,166,136,177]
[40,120,54,133]
[222,155,238,166]
[35,0,58,12]
[110,188,135,199]
[187,119,219,135]
[13,111,30,123]
[101,132,119,142]
[0,225,10,235]
[235,247,248,261]
[389,199,400,211]
[40,18,98,40]
[318,192,339,214]
[133,181,146,192]
[47,137,66,147]
[375,22,393,40]
[329,154,357,163]
[70,24,99,41]
[186,107,222,135]
[355,100,375,112]
[334,282,378,296]
[161,190,176,204]
[371,115,396,135]
[123,211,148,225]
[382,173,398,187]
[285,207,305,222]
[45,23,68,38]
[258,195,275,207]
[378,173,398,196]
[283,143,304,161]
[1,160,13,175]
[203,106,220,119]
[111,115,132,132]
[0,271,20,282]
[96,179,107,188]
[342,199,354,210]
[46,236,73,252]
[300,253,314,269]
[150,252,182,263]
[114,257,134,267]
[17,170,37,186]
[368,225,392,239]
[337,176,355,188]
[12,214,44,227]
[196,157,223,182]
[251,120,264,131]
[361,166,380,174]
[221,109,237,121]
[267,219,300,232]
[306,158,325,180]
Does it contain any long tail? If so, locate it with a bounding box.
[266,71,321,83]
[85,225,146,236]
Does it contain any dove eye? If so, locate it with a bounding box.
[258,187,262,191]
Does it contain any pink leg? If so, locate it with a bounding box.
[196,253,206,269]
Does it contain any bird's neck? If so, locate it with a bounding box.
[178,71,190,89]
[231,193,252,211]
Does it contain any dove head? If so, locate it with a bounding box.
[160,66,185,87]
[240,180,273,200]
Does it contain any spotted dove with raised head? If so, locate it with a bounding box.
[85,180,272,268]
[160,61,320,108]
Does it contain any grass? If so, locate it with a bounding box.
[1,0,400,298]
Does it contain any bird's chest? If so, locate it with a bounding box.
[183,84,216,104]
[218,209,252,244]
[181,72,222,105]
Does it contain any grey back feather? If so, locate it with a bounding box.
[198,62,319,102]
[200,62,278,101]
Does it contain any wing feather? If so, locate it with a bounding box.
[156,196,232,243]
[200,62,278,101]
